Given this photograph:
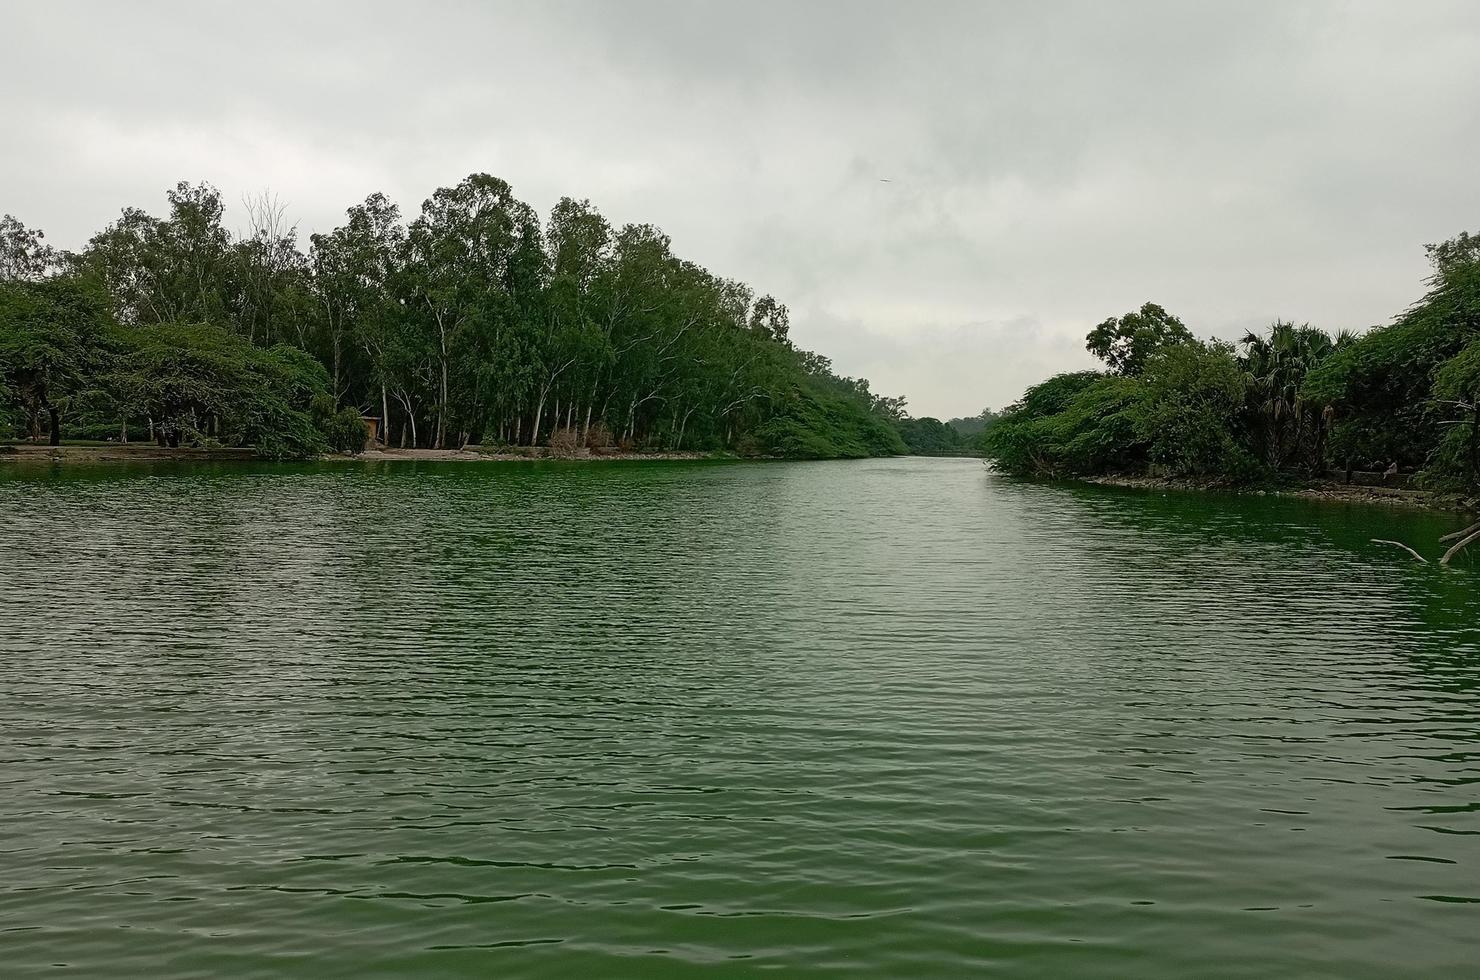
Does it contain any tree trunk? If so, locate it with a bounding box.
[436,326,449,450]
[582,376,599,440]
[532,394,546,447]
[47,405,60,446]
[332,334,343,406]
[1469,402,1480,489]
[381,385,390,449]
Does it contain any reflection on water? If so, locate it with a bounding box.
[1,457,1477,978]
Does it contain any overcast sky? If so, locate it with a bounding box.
[4,2,1479,418]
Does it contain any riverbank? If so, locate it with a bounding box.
[1081,473,1477,513]
[0,443,737,465]
[0,443,261,463]
[353,446,734,463]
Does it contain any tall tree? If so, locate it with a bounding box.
[1086,302,1193,375]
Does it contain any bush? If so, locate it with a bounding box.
[310,394,368,454]
[549,426,582,457]
[326,408,369,454]
[982,373,1144,475]
[585,422,613,449]
[755,383,907,459]
[1134,342,1260,479]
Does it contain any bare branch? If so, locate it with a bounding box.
[1372,539,1427,563]
[1441,526,1480,566]
[1439,520,1480,544]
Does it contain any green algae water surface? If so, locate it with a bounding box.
[1,457,1477,977]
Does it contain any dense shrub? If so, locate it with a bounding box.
[1134,342,1260,478]
[583,423,612,449]
[984,374,1144,475]
[548,426,582,456]
[312,396,369,455]
[755,382,906,459]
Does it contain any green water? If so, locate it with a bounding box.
[2,457,1477,978]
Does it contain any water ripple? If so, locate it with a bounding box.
[1,458,1478,977]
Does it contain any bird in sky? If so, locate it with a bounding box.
[878,178,893,182]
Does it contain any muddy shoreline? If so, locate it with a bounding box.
[1080,473,1476,513]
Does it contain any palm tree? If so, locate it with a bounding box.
[1239,322,1342,472]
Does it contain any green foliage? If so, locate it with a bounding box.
[8,176,908,459]
[983,373,1144,475]
[755,376,907,459]
[1301,230,1480,479]
[315,400,370,455]
[990,237,1480,491]
[1086,302,1193,376]
[1,214,60,281]
[114,323,331,457]
[947,408,1000,440]
[1135,341,1260,478]
[0,275,118,444]
[895,416,969,455]
[1421,339,1480,489]
[1238,321,1342,472]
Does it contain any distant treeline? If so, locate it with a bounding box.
[0,177,913,458]
[892,411,1000,456]
[978,231,1480,492]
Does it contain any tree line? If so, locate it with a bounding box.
[978,230,1480,494]
[0,177,909,458]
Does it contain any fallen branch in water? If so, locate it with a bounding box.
[1372,539,1428,563]
[1439,519,1480,544]
[1440,525,1480,566]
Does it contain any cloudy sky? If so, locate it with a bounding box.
[4,1,1479,418]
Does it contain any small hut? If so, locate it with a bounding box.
[361,415,382,446]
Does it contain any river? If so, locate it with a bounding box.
[1,456,1476,977]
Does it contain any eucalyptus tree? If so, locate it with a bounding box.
[404,174,537,448]
[310,192,405,425]
[536,197,611,442]
[81,182,234,327]
[233,193,312,351]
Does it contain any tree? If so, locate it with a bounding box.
[982,372,1143,475]
[1238,321,1342,472]
[111,322,334,457]
[1303,230,1480,476]
[0,215,59,282]
[310,192,406,428]
[1135,341,1255,477]
[404,174,536,448]
[0,276,116,444]
[896,416,967,455]
[7,174,911,460]
[1086,302,1193,375]
[79,182,235,326]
